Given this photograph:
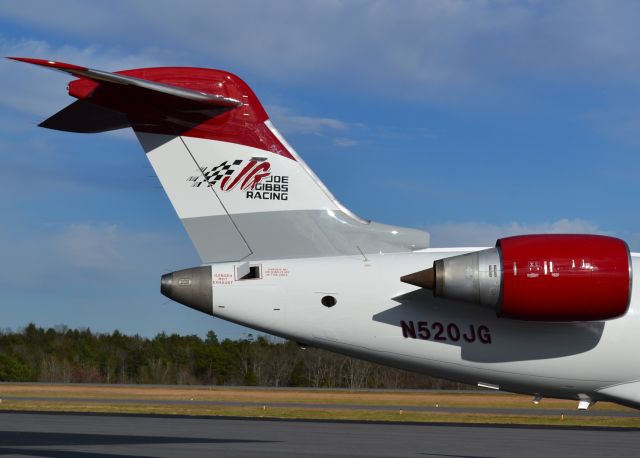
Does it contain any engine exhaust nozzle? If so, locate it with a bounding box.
[401,247,502,309]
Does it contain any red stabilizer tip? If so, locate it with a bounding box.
[7,57,88,72]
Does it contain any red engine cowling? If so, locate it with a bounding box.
[401,234,632,321]
[498,235,631,320]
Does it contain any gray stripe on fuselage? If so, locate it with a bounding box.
[182,209,429,263]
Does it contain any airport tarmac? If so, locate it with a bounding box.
[1,411,639,458]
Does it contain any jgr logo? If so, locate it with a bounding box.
[188,159,272,192]
[220,161,271,192]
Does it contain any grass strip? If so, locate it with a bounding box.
[0,384,630,412]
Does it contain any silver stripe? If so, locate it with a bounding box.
[182,209,429,262]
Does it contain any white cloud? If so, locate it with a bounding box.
[2,1,640,102]
[581,108,640,147]
[333,138,359,148]
[54,224,126,270]
[0,37,160,118]
[52,223,192,273]
[268,104,349,135]
[0,222,194,292]
[428,218,602,248]
[267,105,364,149]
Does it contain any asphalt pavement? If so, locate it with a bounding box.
[1,411,639,457]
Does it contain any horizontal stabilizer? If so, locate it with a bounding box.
[8,57,242,108]
[8,57,245,134]
[39,100,130,133]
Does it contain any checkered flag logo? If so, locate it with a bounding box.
[187,160,243,187]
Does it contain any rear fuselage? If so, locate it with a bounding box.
[209,249,640,405]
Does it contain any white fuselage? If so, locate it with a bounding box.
[210,249,640,404]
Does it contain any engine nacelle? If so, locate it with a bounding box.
[401,234,632,321]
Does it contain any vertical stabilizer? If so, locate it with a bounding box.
[11,58,429,262]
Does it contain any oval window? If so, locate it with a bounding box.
[321,295,337,307]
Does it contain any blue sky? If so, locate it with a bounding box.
[1,0,639,339]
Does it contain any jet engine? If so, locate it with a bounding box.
[401,234,632,321]
[160,266,212,315]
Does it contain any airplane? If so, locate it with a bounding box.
[9,57,639,411]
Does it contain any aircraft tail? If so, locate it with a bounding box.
[10,57,429,262]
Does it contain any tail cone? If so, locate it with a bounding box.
[160,266,213,315]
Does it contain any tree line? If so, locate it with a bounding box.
[0,324,471,389]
